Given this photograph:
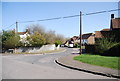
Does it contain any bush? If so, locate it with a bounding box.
[54,40,62,47]
[74,43,80,48]
[104,43,120,56]
[2,30,20,49]
[95,37,117,54]
[27,32,46,47]
[4,36,20,49]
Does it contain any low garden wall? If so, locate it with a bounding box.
[16,44,60,53]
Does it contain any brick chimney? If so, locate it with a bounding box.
[111,14,114,19]
[110,14,114,30]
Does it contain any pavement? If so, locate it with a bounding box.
[55,54,120,79]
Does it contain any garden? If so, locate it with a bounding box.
[74,32,120,70]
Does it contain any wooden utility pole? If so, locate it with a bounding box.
[14,21,18,53]
[16,21,18,33]
[80,11,82,55]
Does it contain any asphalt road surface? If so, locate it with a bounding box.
[2,48,115,79]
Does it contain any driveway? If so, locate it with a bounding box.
[2,48,114,79]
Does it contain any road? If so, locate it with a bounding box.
[2,48,114,79]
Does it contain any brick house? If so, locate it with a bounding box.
[95,14,120,40]
[81,33,95,45]
[64,33,95,47]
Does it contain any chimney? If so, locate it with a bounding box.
[25,28,29,33]
[111,14,114,19]
[110,14,114,30]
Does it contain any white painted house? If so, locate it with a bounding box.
[17,29,30,46]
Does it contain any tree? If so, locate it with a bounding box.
[54,40,62,47]
[2,30,20,49]
[27,32,46,47]
[26,24,67,45]
[55,34,66,43]
[26,24,45,35]
[44,30,56,44]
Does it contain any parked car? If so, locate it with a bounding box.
[68,44,74,48]
[60,44,65,47]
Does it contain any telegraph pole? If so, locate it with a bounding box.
[14,21,18,53]
[79,11,82,55]
[16,21,18,33]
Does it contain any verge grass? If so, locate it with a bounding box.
[74,54,120,70]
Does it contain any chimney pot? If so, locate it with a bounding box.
[111,14,114,19]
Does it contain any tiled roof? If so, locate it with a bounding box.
[112,18,120,29]
[95,31,103,38]
[101,28,110,31]
[71,33,94,40]
[17,32,27,35]
[95,17,120,39]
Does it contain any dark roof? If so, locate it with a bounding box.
[82,33,94,39]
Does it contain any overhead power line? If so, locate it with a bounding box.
[3,23,16,30]
[19,17,62,23]
[3,8,120,29]
[18,9,119,23]
[84,9,120,16]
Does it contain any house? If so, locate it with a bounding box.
[81,33,95,45]
[95,14,120,39]
[17,29,30,46]
[64,33,95,47]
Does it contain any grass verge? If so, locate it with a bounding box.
[74,54,120,70]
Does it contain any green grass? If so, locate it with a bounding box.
[74,54,120,70]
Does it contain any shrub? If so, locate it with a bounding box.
[4,36,20,49]
[2,30,20,49]
[27,32,46,47]
[104,43,120,56]
[74,43,80,48]
[95,37,118,54]
[55,40,62,47]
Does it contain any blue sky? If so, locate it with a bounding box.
[2,2,119,37]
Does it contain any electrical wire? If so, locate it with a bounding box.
[3,23,16,30]
[3,9,120,29]
[18,9,119,23]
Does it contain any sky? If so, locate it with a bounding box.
[2,2,119,38]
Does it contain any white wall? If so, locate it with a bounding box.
[16,44,60,53]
